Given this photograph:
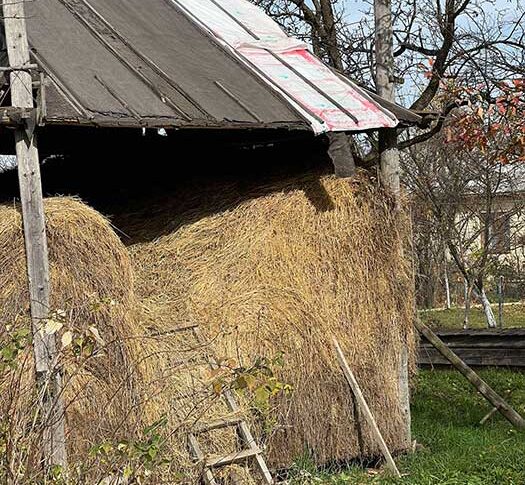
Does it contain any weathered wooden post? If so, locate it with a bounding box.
[2,0,67,470]
[374,0,399,198]
[498,276,504,328]
[374,0,411,448]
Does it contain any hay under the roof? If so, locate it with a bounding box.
[0,198,249,482]
[0,172,416,481]
[123,172,416,468]
[0,198,142,472]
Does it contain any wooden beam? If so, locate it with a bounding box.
[334,338,402,478]
[398,345,411,448]
[0,106,37,126]
[2,0,67,469]
[415,319,525,429]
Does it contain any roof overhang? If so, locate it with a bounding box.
[0,0,420,135]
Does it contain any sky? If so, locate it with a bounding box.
[336,0,523,105]
[342,0,519,23]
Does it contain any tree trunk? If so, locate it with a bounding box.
[475,287,497,329]
[463,279,470,329]
[444,266,451,309]
[374,0,400,198]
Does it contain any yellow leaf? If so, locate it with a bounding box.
[88,326,105,346]
[61,331,73,349]
[42,319,63,335]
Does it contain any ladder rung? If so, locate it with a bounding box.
[206,447,262,468]
[194,415,244,433]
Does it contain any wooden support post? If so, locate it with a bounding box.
[498,276,504,329]
[398,345,411,448]
[374,0,400,199]
[415,319,525,429]
[480,389,513,426]
[374,1,411,448]
[2,0,67,469]
[334,338,401,478]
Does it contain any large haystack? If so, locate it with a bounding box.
[122,172,416,468]
[0,198,141,472]
[0,198,247,482]
[1,172,416,480]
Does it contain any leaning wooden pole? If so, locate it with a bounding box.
[334,338,402,478]
[3,0,67,469]
[415,319,525,429]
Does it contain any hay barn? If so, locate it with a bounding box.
[0,0,423,483]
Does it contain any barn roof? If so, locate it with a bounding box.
[13,0,418,133]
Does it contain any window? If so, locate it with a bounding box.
[484,212,511,254]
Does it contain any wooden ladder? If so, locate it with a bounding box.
[187,326,273,485]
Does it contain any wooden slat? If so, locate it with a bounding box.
[419,328,525,367]
[193,415,244,434]
[188,434,218,485]
[206,447,262,468]
[0,106,36,126]
[419,348,525,367]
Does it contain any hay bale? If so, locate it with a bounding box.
[123,172,416,468]
[0,198,141,467]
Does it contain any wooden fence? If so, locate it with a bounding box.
[419,328,525,367]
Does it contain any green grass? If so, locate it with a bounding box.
[420,303,525,329]
[288,369,525,484]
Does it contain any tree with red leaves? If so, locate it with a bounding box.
[405,78,525,326]
[446,79,525,165]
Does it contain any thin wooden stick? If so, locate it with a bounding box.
[479,389,513,426]
[333,337,401,477]
[415,319,525,429]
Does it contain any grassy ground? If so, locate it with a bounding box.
[420,303,525,329]
[288,369,525,484]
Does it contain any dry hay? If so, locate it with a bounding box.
[122,171,416,468]
[0,171,416,480]
[0,198,245,482]
[0,198,142,473]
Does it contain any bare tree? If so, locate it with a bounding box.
[253,0,525,149]
[405,133,525,327]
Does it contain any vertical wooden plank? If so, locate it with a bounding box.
[2,0,67,469]
[398,345,411,448]
[498,276,504,329]
[334,338,401,478]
